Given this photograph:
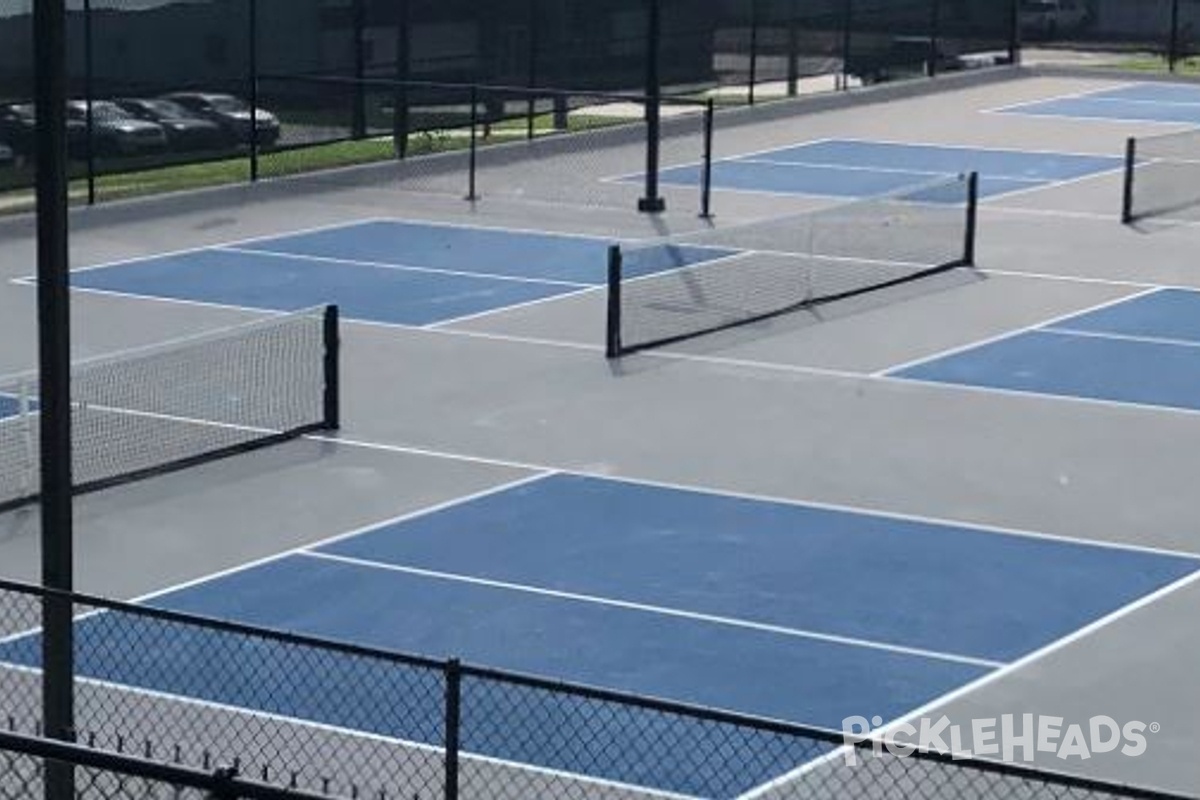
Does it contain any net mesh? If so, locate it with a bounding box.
[610,172,976,354]
[1125,130,1200,223]
[0,306,334,512]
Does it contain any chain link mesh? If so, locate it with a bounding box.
[0,580,1192,800]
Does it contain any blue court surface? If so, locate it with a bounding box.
[655,139,1123,199]
[890,288,1200,413]
[60,220,616,327]
[1,473,1196,795]
[998,82,1200,124]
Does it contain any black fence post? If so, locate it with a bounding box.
[747,0,759,105]
[352,0,367,138]
[700,98,714,219]
[928,0,941,78]
[786,0,800,96]
[526,0,538,140]
[1121,137,1137,224]
[33,1,76,799]
[605,245,623,359]
[1169,0,1182,72]
[248,0,259,183]
[840,0,854,91]
[639,0,665,213]
[393,0,410,158]
[444,659,461,800]
[83,0,95,205]
[1008,0,1021,66]
[466,86,478,202]
[323,305,340,431]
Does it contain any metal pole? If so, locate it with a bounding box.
[605,246,623,359]
[786,0,800,96]
[1169,0,1182,72]
[248,0,259,182]
[443,660,461,800]
[747,0,759,105]
[928,0,941,78]
[33,0,76,798]
[1121,137,1137,224]
[1008,0,1021,66]
[700,98,714,219]
[83,0,95,205]
[322,305,340,430]
[466,86,478,201]
[840,0,853,91]
[639,0,665,213]
[526,0,538,140]
[352,0,367,137]
[393,0,410,158]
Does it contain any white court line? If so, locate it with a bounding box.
[1039,325,1200,350]
[987,108,1198,127]
[425,284,603,329]
[1087,95,1200,108]
[0,662,694,800]
[300,551,1004,670]
[597,136,838,185]
[978,81,1145,114]
[733,158,985,180]
[871,285,1162,377]
[218,245,596,289]
[738,566,1200,799]
[825,134,1127,161]
[307,434,1200,563]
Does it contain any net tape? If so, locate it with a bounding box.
[610,172,976,354]
[0,306,335,512]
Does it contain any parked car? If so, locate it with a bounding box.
[160,92,280,147]
[1019,0,1091,39]
[0,102,89,158]
[114,97,232,152]
[66,100,169,156]
[0,140,13,167]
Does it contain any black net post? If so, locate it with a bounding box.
[323,305,340,430]
[1169,0,1182,72]
[466,86,479,201]
[1122,137,1137,224]
[34,1,76,799]
[700,98,715,219]
[606,245,623,358]
[964,171,979,265]
[443,659,461,800]
[83,0,95,205]
[352,0,367,139]
[639,0,665,213]
[248,0,259,183]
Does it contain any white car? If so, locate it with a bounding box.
[1020,0,1091,38]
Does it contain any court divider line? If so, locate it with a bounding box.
[870,285,1162,377]
[986,108,1197,126]
[217,246,596,289]
[0,663,695,800]
[736,566,1200,799]
[975,163,1129,206]
[1040,326,1200,349]
[827,134,1130,161]
[299,551,1006,670]
[313,435,1200,562]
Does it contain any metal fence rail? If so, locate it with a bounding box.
[0,578,1193,800]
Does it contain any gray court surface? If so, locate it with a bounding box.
[2,68,1200,797]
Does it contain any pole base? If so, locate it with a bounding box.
[638,197,666,213]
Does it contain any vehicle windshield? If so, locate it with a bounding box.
[86,102,137,122]
[140,99,188,117]
[207,96,249,113]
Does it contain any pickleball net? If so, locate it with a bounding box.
[1122,132,1200,224]
[0,305,339,512]
[606,172,978,356]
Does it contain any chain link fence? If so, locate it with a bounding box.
[0,0,1016,213]
[0,578,1194,800]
